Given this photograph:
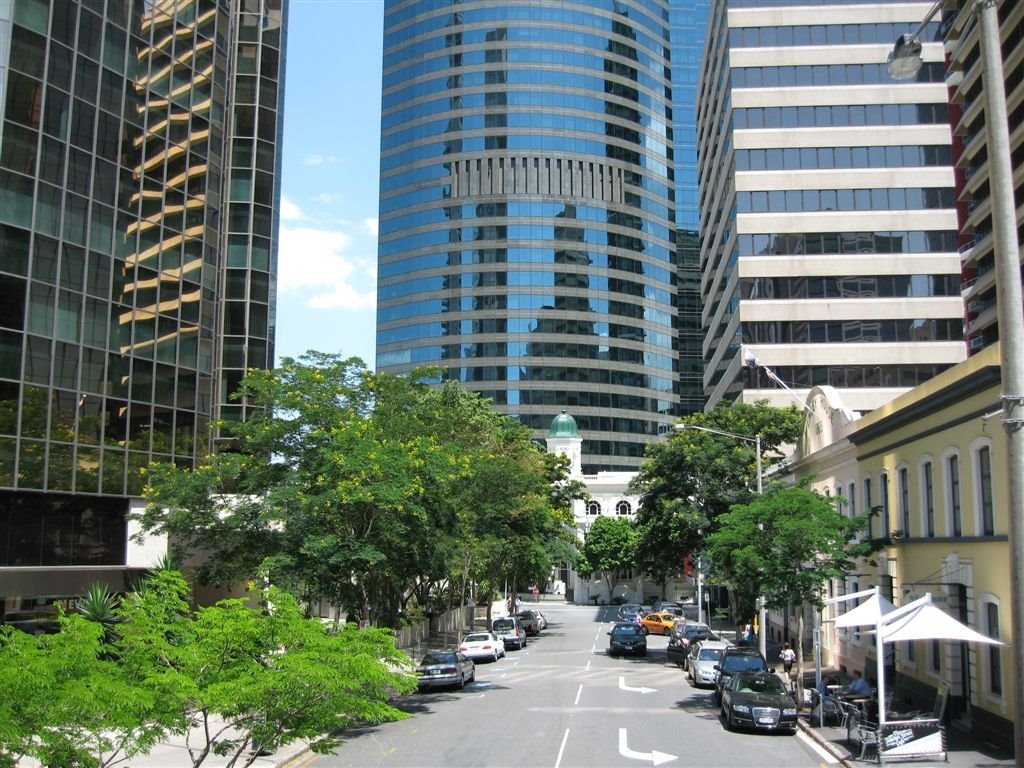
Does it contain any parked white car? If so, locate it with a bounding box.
[459,631,506,662]
[688,640,731,687]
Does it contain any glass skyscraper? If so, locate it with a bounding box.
[0,0,286,621]
[670,0,709,415]
[697,0,965,412]
[377,0,679,473]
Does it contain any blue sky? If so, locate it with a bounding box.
[275,0,384,368]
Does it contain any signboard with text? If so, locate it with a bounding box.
[879,720,946,762]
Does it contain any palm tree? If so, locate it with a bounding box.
[77,582,121,645]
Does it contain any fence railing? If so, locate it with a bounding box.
[394,605,472,652]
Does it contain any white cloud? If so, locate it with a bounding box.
[280,196,303,220]
[314,192,339,206]
[363,217,378,236]
[278,226,376,310]
[302,154,337,167]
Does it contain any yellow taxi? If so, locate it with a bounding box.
[639,611,680,635]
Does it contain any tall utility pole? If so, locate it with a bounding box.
[977,2,1024,762]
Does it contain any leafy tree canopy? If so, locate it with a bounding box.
[578,516,638,594]
[138,352,580,623]
[629,401,804,587]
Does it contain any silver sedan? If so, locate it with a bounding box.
[416,650,476,691]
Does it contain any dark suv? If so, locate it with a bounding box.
[713,646,769,704]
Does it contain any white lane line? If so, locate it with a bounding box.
[554,728,570,768]
[797,729,839,764]
[591,644,596,653]
[585,660,591,672]
[574,684,583,706]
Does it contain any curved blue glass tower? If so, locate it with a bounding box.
[377,0,677,472]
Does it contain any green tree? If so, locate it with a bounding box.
[115,569,417,767]
[138,353,579,625]
[578,516,638,597]
[705,485,874,704]
[630,401,803,612]
[0,614,166,768]
[138,354,468,623]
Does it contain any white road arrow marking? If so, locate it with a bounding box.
[618,676,657,694]
[618,729,677,766]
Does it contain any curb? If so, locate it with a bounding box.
[797,720,855,767]
[278,750,317,768]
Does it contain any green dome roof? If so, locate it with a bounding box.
[548,410,581,438]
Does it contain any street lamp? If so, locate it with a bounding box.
[889,4,1024,763]
[675,423,765,658]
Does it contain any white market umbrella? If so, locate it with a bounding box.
[880,600,1002,645]
[834,591,896,629]
[871,594,1004,730]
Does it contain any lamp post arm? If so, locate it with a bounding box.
[905,0,942,44]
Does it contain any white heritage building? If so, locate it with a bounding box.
[545,412,687,605]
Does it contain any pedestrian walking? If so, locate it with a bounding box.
[779,642,796,674]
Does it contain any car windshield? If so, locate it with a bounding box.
[492,619,514,630]
[723,654,767,672]
[464,633,491,642]
[736,676,788,695]
[699,648,725,660]
[612,625,642,636]
[421,652,456,665]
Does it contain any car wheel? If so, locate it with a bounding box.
[469,667,476,683]
[457,673,465,690]
[640,649,647,657]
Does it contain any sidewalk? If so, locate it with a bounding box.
[17,728,315,768]
[798,711,1015,767]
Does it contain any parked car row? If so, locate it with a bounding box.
[417,609,551,692]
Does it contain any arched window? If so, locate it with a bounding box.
[973,442,995,536]
[979,595,1003,696]
[919,458,935,538]
[616,500,632,516]
[879,471,890,538]
[897,465,910,538]
[942,450,962,537]
[587,500,601,516]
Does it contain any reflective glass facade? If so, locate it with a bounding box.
[696,1,965,411]
[670,0,709,416]
[0,0,285,579]
[378,0,677,472]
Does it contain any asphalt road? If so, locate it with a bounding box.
[308,604,838,768]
